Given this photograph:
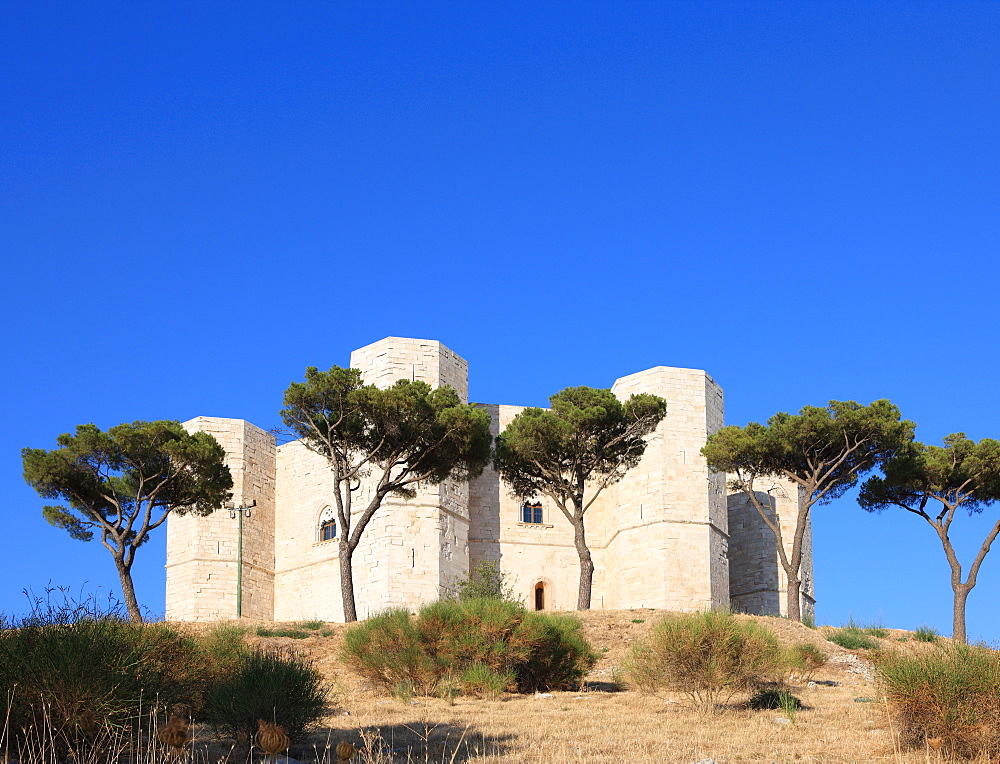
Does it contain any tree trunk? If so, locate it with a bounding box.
[785,573,801,623]
[114,557,143,624]
[952,584,971,644]
[573,517,595,610]
[340,541,358,623]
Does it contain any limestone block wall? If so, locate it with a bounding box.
[163,337,816,625]
[272,336,473,621]
[166,418,275,621]
[350,337,469,403]
[469,404,583,611]
[727,476,815,618]
[273,440,468,620]
[595,367,728,611]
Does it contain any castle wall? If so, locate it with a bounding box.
[350,337,469,404]
[594,367,728,611]
[270,337,472,621]
[164,336,815,624]
[469,404,584,611]
[727,477,815,618]
[273,439,463,620]
[166,418,275,621]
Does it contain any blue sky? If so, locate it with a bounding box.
[3,2,999,641]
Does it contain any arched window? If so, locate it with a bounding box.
[317,506,337,542]
[521,501,543,524]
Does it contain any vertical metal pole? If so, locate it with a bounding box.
[236,510,243,618]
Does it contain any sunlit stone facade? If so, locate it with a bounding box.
[165,337,814,622]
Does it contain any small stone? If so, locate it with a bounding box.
[807,681,817,688]
[774,717,792,725]
[535,692,554,698]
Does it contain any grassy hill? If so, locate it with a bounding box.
[203,609,963,763]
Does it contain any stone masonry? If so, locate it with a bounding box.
[165,337,814,622]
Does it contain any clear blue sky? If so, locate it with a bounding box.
[3,2,999,641]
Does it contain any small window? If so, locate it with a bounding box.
[317,505,337,542]
[522,501,543,524]
[320,519,336,541]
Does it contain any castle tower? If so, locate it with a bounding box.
[595,367,728,611]
[271,337,472,621]
[727,477,815,619]
[165,418,276,620]
[469,366,729,613]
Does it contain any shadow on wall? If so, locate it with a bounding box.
[727,491,781,616]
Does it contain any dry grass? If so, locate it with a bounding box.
[194,610,982,763]
[27,612,991,762]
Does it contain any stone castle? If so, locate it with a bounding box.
[165,337,814,622]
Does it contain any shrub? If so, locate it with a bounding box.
[342,599,596,697]
[203,648,327,745]
[453,562,519,602]
[786,642,827,681]
[0,617,207,759]
[747,688,802,711]
[862,620,890,639]
[460,663,516,698]
[517,611,597,692]
[876,643,1000,757]
[827,625,879,651]
[623,611,785,708]
[256,626,310,639]
[914,624,940,643]
[343,607,441,695]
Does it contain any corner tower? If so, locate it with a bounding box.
[165,418,276,621]
[595,366,728,611]
[271,337,473,621]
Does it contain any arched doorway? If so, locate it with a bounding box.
[534,581,545,611]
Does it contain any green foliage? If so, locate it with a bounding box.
[300,620,325,630]
[0,614,209,759]
[280,369,493,491]
[202,648,327,745]
[875,643,1000,757]
[495,387,667,504]
[516,611,597,693]
[827,625,879,651]
[280,367,493,620]
[704,400,914,505]
[341,599,596,697]
[494,386,666,608]
[459,663,516,699]
[453,561,519,603]
[859,434,1000,643]
[914,624,940,643]
[747,688,803,711]
[22,421,233,621]
[785,642,827,680]
[624,611,785,708]
[255,626,310,639]
[702,400,913,624]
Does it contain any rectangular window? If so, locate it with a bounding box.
[320,520,336,541]
[522,502,543,524]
